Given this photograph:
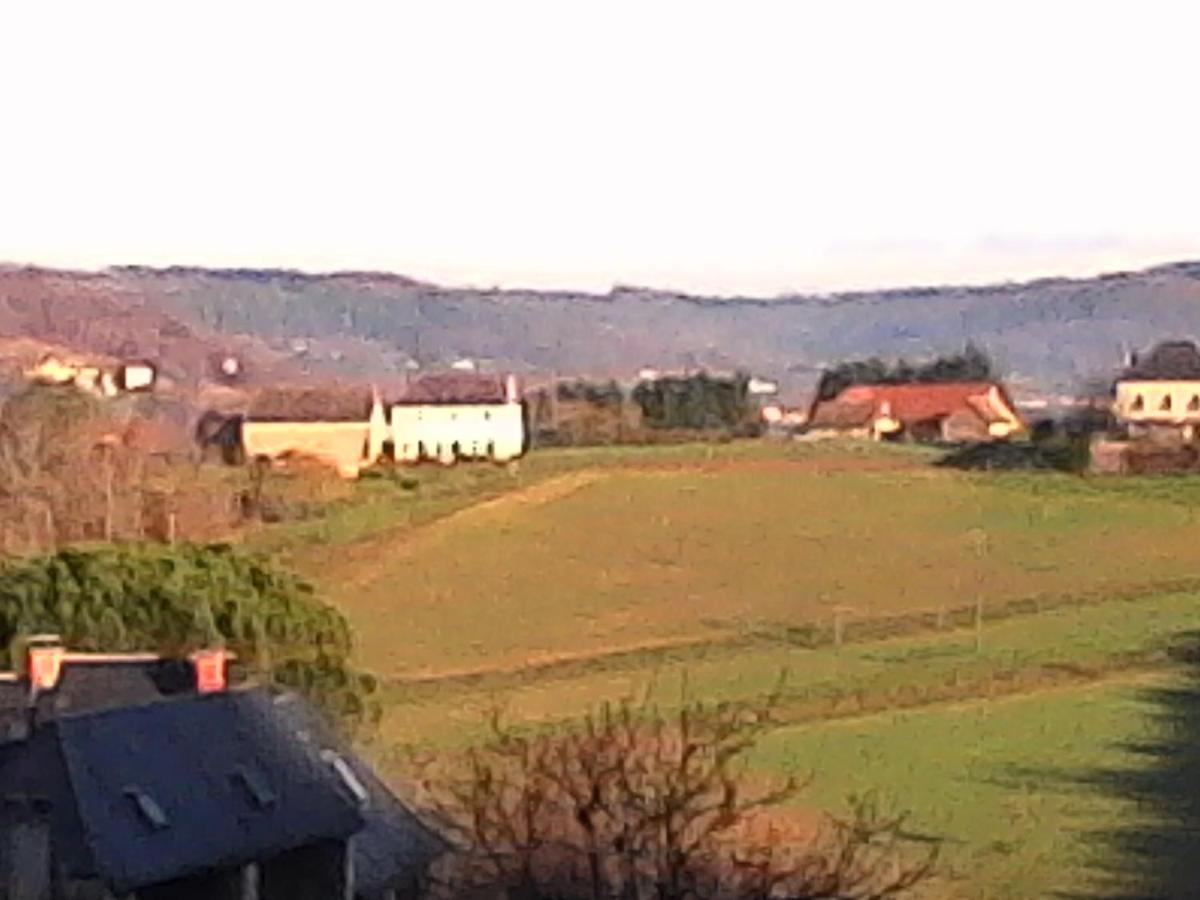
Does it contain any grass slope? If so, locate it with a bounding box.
[301,444,1200,680]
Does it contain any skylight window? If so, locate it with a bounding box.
[123,787,169,830]
[232,766,277,810]
[322,750,369,808]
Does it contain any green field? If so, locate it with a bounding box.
[750,676,1184,899]
[299,443,1200,680]
[261,440,1200,898]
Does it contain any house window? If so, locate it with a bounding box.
[1161,395,1173,412]
[1189,396,1200,412]
[1131,395,1144,412]
[484,410,491,421]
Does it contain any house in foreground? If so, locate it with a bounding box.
[390,373,525,465]
[803,382,1025,443]
[0,637,444,899]
[1112,340,1200,442]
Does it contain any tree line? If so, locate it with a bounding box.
[815,343,995,403]
[0,543,380,738]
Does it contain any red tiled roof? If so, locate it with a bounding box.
[393,373,511,405]
[811,382,1022,429]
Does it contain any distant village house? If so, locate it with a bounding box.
[241,387,387,479]
[235,373,526,478]
[24,354,157,398]
[1112,340,1200,442]
[390,372,525,465]
[804,382,1025,443]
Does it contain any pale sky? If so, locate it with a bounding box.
[2,1,1198,296]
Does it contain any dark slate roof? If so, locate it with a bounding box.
[1123,341,1200,380]
[19,688,364,894]
[35,659,198,718]
[0,679,26,743]
[393,373,509,405]
[247,387,375,422]
[269,692,448,898]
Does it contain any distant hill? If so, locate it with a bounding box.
[5,260,1200,404]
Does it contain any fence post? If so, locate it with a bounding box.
[969,529,988,655]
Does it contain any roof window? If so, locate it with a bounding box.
[124,787,169,830]
[322,750,369,808]
[231,766,277,811]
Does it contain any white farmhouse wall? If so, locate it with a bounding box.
[391,403,524,464]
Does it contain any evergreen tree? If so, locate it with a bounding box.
[0,544,379,738]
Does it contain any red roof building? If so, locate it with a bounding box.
[805,381,1025,443]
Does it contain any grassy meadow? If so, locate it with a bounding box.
[259,439,1200,898]
[291,441,1200,679]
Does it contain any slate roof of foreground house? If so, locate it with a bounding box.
[0,688,365,894]
[0,641,447,898]
[0,653,215,742]
[270,692,449,897]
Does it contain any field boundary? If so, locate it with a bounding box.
[381,575,1200,698]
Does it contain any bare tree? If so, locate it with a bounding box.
[409,683,937,900]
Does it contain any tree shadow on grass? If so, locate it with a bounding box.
[992,630,1200,899]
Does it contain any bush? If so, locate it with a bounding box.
[411,687,937,900]
[936,437,1090,473]
[0,543,380,738]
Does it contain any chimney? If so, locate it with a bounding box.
[505,374,519,404]
[22,635,65,697]
[190,648,228,694]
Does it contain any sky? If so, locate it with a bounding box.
[2,1,1198,296]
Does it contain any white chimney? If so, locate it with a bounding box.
[505,374,520,404]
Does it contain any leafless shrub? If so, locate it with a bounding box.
[409,683,937,900]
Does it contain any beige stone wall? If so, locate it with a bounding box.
[242,422,371,478]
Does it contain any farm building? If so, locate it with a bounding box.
[804,382,1025,443]
[390,373,525,465]
[1112,340,1200,441]
[241,387,389,478]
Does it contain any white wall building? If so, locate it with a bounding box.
[390,373,525,465]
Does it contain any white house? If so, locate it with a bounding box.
[116,360,156,392]
[390,373,525,465]
[1113,340,1200,441]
